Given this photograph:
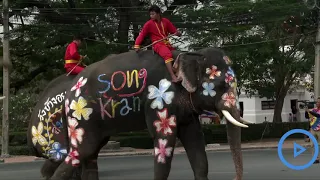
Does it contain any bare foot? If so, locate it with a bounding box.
[171,76,181,83]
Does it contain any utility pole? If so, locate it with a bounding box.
[1,0,11,158]
[314,8,320,100]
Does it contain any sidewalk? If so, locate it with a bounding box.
[0,138,311,164]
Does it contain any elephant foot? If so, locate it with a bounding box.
[82,169,99,180]
[195,177,208,180]
[70,166,82,180]
[50,162,75,180]
[40,159,61,180]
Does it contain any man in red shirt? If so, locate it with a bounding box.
[64,35,86,75]
[134,5,181,82]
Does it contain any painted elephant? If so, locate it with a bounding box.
[27,74,82,180]
[46,47,251,180]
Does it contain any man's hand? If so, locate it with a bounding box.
[305,106,309,112]
[80,55,87,60]
[134,47,140,52]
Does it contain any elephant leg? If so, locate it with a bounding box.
[81,158,99,180]
[40,159,62,180]
[145,108,177,180]
[71,166,82,180]
[50,143,102,180]
[177,119,208,180]
[81,137,110,180]
[226,120,243,180]
[49,161,76,180]
[153,135,177,180]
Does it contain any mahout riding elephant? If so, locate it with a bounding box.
[27,74,82,180]
[47,47,251,180]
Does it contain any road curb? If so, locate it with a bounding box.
[97,144,312,158]
[2,143,312,163]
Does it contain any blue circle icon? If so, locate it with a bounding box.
[278,129,319,170]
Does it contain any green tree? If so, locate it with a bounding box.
[0,0,206,130]
[179,0,316,122]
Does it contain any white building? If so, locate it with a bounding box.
[239,88,313,124]
[199,87,314,124]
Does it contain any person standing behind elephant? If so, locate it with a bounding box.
[305,97,320,164]
[134,5,181,82]
[64,35,86,75]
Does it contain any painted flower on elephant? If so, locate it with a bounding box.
[70,96,93,121]
[154,139,173,164]
[225,73,234,84]
[223,56,232,64]
[222,92,236,108]
[153,108,176,136]
[225,67,235,83]
[206,65,221,79]
[65,99,70,116]
[71,77,88,97]
[32,122,48,146]
[48,142,68,161]
[68,117,85,147]
[147,79,174,110]
[202,82,216,97]
[65,148,80,166]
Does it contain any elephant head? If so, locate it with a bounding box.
[173,47,252,127]
[174,47,251,180]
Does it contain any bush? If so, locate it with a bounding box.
[202,122,309,144]
[5,122,310,154]
[9,132,28,146]
[0,90,38,132]
[9,146,33,155]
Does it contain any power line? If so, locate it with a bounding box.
[9,4,310,28]
[10,17,314,31]
[12,0,295,9]
[9,2,305,12]
[11,28,315,49]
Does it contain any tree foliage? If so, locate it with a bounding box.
[180,0,317,122]
[0,0,317,128]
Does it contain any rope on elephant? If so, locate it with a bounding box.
[141,34,175,51]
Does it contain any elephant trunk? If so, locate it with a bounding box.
[226,107,243,180]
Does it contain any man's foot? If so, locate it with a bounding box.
[171,75,181,83]
[313,159,319,164]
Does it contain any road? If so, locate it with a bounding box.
[0,149,319,180]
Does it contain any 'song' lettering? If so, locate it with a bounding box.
[97,74,111,94]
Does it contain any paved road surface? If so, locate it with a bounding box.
[0,149,319,180]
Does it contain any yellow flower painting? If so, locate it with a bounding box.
[32,122,48,146]
[70,96,93,121]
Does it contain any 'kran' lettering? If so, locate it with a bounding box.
[98,96,141,119]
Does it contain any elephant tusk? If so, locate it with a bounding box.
[240,117,254,124]
[0,96,5,100]
[222,110,248,128]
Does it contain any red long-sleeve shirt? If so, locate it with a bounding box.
[64,42,80,61]
[134,18,178,48]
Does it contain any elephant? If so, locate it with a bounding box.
[27,74,83,180]
[44,47,251,180]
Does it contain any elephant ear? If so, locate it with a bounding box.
[174,52,206,93]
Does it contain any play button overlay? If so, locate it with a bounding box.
[293,142,306,158]
[278,129,319,170]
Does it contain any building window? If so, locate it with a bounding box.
[261,101,275,110]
